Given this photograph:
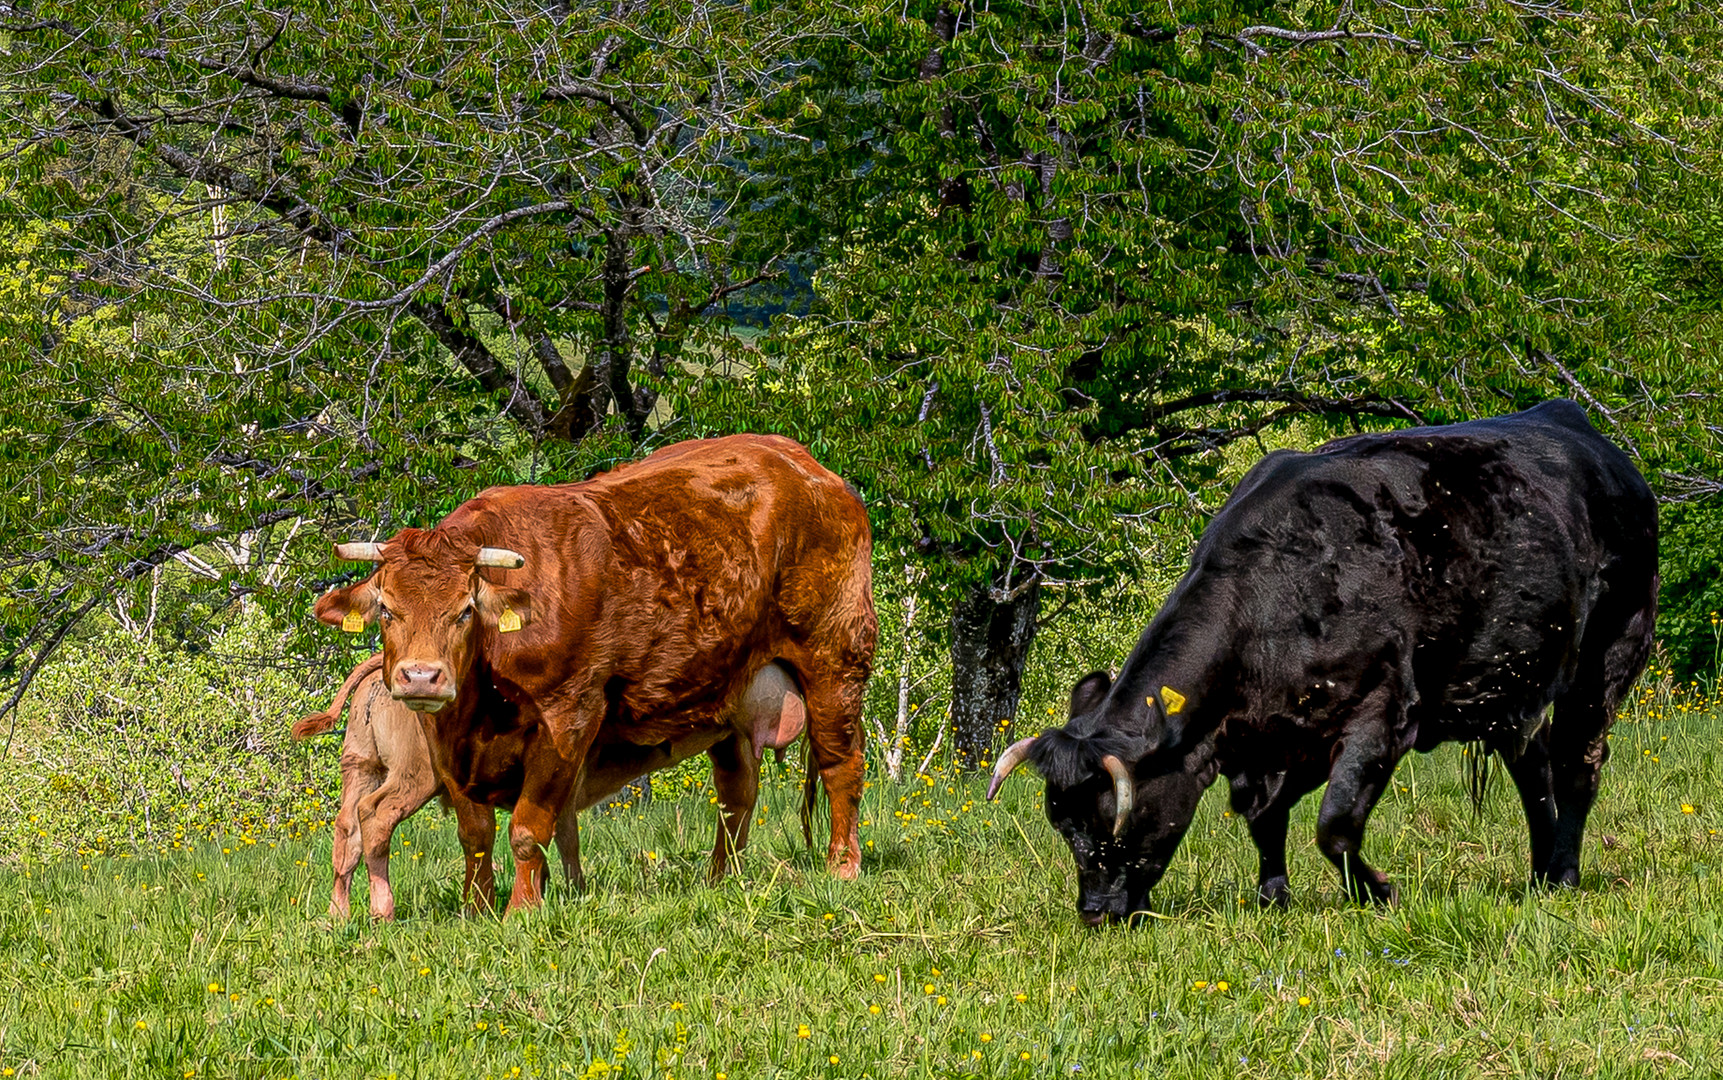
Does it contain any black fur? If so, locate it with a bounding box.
[1024,401,1658,924]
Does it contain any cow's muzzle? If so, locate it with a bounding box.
[392,662,455,712]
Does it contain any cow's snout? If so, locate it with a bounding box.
[392,661,455,711]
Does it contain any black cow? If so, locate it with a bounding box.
[989,400,1657,925]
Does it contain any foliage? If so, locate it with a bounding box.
[1,678,1720,1077]
[0,0,815,713]
[1,607,344,862]
[1656,501,1723,684]
[683,0,1723,664]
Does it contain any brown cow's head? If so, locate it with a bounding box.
[314,530,532,713]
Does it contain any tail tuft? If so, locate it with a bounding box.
[292,653,384,742]
[291,710,339,741]
[1465,740,1493,817]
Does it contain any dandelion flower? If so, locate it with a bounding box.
[1299,996,1312,1006]
[874,974,887,983]
[980,1033,993,1043]
[207,982,222,993]
[869,1005,881,1015]
[1193,981,1208,990]
[829,1056,840,1065]
[797,1025,810,1039]
[1015,993,1027,1002]
[1682,804,1697,814]
[1021,1052,1032,1061]
[1217,981,1229,992]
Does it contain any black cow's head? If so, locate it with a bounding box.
[988,671,1205,926]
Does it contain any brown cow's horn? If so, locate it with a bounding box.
[333,542,386,562]
[475,547,525,569]
[986,736,1039,801]
[1100,754,1133,838]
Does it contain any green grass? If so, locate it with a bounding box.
[3,693,1721,1080]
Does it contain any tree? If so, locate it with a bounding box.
[0,1,819,716]
[684,0,1723,767]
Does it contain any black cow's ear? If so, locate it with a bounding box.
[1069,670,1112,719]
[314,577,379,629]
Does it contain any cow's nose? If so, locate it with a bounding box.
[393,662,449,698]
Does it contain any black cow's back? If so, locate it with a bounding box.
[1184,400,1655,757]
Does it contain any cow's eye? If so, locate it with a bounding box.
[456,607,474,625]
[379,607,395,624]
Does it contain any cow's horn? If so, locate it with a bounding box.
[1100,754,1133,838]
[475,547,525,569]
[333,542,386,562]
[986,736,1039,801]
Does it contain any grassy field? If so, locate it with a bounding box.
[2,680,1721,1079]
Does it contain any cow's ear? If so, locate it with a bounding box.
[475,580,533,633]
[315,578,379,628]
[1068,670,1112,719]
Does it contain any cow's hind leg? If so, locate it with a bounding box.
[797,667,867,879]
[707,735,760,882]
[1315,704,1402,905]
[1503,723,1559,884]
[1542,694,1614,888]
[329,757,379,919]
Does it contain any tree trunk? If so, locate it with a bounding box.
[948,572,1041,771]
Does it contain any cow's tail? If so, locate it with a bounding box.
[292,653,384,740]
[1464,740,1492,817]
[800,746,822,847]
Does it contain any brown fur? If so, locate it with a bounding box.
[294,652,815,920]
[315,435,877,915]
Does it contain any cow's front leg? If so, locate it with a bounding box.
[1315,710,1402,906]
[1247,798,1294,908]
[506,736,585,915]
[554,802,584,894]
[448,792,498,916]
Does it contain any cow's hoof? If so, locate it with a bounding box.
[1257,878,1291,908]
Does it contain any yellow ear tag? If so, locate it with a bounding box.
[497,608,522,634]
[1160,686,1187,714]
[341,610,365,634]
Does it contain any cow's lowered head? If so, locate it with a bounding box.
[315,529,533,713]
[988,670,1209,927]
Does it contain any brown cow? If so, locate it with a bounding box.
[294,652,812,919]
[313,435,875,915]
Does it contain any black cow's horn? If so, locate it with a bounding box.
[987,736,1039,801]
[1100,754,1133,838]
[333,542,386,562]
[475,547,525,569]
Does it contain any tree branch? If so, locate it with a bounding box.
[408,301,553,436]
